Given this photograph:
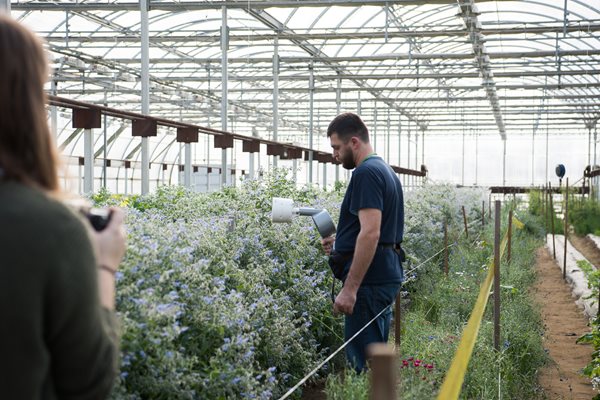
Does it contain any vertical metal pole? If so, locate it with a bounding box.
[407,121,411,188]
[368,344,397,400]
[531,127,535,186]
[51,80,58,140]
[386,109,391,162]
[493,200,501,352]
[0,0,10,13]
[545,120,549,184]
[461,128,465,186]
[323,163,327,188]
[103,95,108,189]
[124,166,128,196]
[589,126,592,168]
[594,127,597,167]
[308,63,314,184]
[83,128,94,194]
[415,132,419,180]
[335,75,341,183]
[507,209,513,264]
[292,159,297,182]
[184,143,192,187]
[221,6,228,187]
[546,182,551,234]
[398,115,402,167]
[140,0,150,194]
[550,186,556,259]
[502,138,507,187]
[563,0,568,37]
[563,178,569,280]
[373,101,378,153]
[272,36,279,168]
[421,128,425,172]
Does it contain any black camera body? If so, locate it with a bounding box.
[85,208,112,231]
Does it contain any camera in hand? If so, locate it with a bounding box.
[86,208,112,231]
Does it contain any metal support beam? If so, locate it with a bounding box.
[221,6,228,187]
[308,62,314,184]
[0,0,10,13]
[140,0,150,195]
[272,36,279,168]
[83,128,94,193]
[184,143,191,187]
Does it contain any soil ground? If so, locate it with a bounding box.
[535,246,596,399]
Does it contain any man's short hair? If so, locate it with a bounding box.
[326,112,370,143]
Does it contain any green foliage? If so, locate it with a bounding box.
[324,369,369,400]
[527,190,564,235]
[326,209,547,399]
[569,199,600,236]
[108,169,344,399]
[577,259,600,392]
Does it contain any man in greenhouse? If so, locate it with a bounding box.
[322,112,404,372]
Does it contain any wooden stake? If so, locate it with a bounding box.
[494,200,501,351]
[482,200,485,226]
[394,292,401,348]
[507,209,513,264]
[368,343,397,400]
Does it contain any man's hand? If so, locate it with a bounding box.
[321,235,335,256]
[333,286,357,315]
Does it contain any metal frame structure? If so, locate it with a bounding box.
[3,0,600,193]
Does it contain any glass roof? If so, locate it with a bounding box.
[6,0,600,190]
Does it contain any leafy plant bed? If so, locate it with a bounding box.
[92,171,487,399]
[326,210,548,399]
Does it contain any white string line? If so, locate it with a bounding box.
[278,221,487,399]
[278,303,392,400]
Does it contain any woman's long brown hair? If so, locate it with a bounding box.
[0,15,60,192]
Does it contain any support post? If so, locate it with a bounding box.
[394,292,401,348]
[140,0,150,194]
[462,205,469,238]
[493,200,501,352]
[546,182,551,234]
[221,6,229,187]
[563,178,569,280]
[482,200,485,226]
[83,128,94,194]
[550,184,556,259]
[368,344,397,400]
[507,209,513,264]
[272,36,279,168]
[308,63,315,184]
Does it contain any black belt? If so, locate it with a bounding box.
[378,243,397,250]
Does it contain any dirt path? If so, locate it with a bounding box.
[534,247,596,399]
[570,234,600,269]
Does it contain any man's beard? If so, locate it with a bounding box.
[341,152,355,170]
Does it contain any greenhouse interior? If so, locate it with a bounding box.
[3,0,600,194]
[4,1,600,399]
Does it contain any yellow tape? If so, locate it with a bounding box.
[436,217,522,400]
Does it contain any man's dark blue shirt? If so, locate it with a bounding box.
[334,155,404,284]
